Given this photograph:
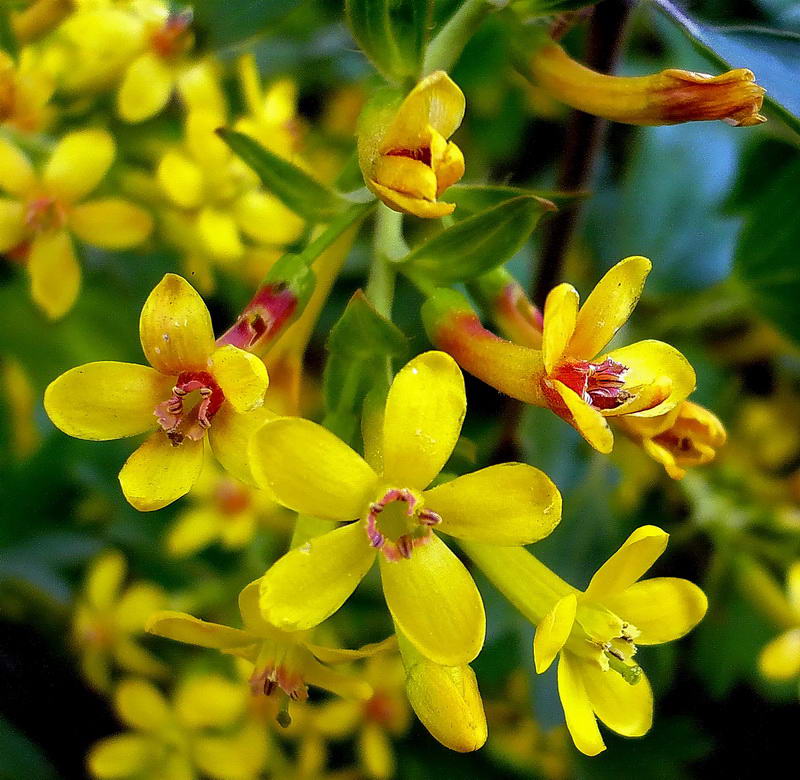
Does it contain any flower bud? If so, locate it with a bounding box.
[358,71,465,218]
[523,42,766,127]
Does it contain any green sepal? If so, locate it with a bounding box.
[346,0,432,83]
[400,196,551,284]
[216,128,349,222]
[263,253,316,311]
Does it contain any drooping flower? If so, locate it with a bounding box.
[758,561,800,684]
[463,526,707,755]
[0,129,152,318]
[522,41,766,127]
[87,675,269,780]
[425,257,696,453]
[250,351,561,666]
[44,274,273,510]
[147,579,388,707]
[72,550,167,692]
[358,71,465,218]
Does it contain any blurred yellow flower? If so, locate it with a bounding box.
[0,49,55,133]
[758,561,800,683]
[0,129,152,318]
[358,71,465,218]
[87,675,268,780]
[1,356,40,460]
[44,274,273,510]
[250,351,561,666]
[72,550,167,691]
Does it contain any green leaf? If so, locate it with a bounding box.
[216,129,348,223]
[446,183,581,216]
[0,4,18,58]
[327,290,408,359]
[733,157,800,345]
[346,0,431,82]
[191,0,299,49]
[653,0,800,133]
[401,196,551,284]
[0,717,58,780]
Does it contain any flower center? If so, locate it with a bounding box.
[385,146,433,167]
[365,488,441,562]
[154,371,224,446]
[553,357,631,410]
[364,691,398,726]
[249,635,309,704]
[25,196,67,233]
[150,10,193,60]
[213,478,251,515]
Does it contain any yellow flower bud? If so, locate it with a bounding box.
[358,71,466,218]
[525,42,766,127]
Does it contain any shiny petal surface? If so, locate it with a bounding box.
[758,629,800,680]
[569,256,652,359]
[0,198,26,252]
[174,675,246,729]
[45,361,171,440]
[425,463,561,545]
[259,522,376,631]
[69,198,153,249]
[118,433,204,511]
[604,577,707,645]
[209,404,275,487]
[581,662,653,738]
[117,52,174,123]
[0,139,35,197]
[369,179,455,218]
[542,283,579,373]
[557,654,605,756]
[585,525,668,600]
[533,593,577,673]
[146,610,254,649]
[209,346,268,412]
[304,657,374,700]
[28,229,80,319]
[382,351,466,490]
[307,635,398,665]
[249,417,377,519]
[87,734,157,779]
[550,379,613,454]
[44,129,114,203]
[139,273,215,374]
[373,156,438,201]
[192,721,268,780]
[114,678,171,731]
[379,534,485,666]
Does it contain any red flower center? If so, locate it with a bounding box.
[25,196,67,233]
[365,488,441,562]
[150,11,193,59]
[553,357,631,410]
[154,370,225,446]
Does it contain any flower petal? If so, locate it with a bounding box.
[603,340,696,418]
[114,678,171,731]
[146,610,254,649]
[0,198,26,252]
[192,721,268,780]
[542,283,579,373]
[85,550,125,609]
[249,417,377,520]
[259,522,375,631]
[604,577,707,645]
[557,654,605,756]
[117,52,174,123]
[304,657,374,700]
[549,379,614,453]
[569,256,652,359]
[758,629,800,680]
[234,189,305,245]
[533,593,577,673]
[114,583,166,633]
[425,463,561,545]
[44,129,114,203]
[585,525,669,600]
[0,139,35,197]
[209,346,268,413]
[786,561,800,614]
[69,198,153,249]
[28,229,80,319]
[112,639,169,679]
[307,635,398,665]
[359,721,394,778]
[165,507,220,557]
[87,734,157,779]
[157,151,205,210]
[580,662,653,738]
[197,206,244,263]
[379,533,484,665]
[45,361,171,440]
[209,403,275,487]
[382,351,466,490]
[368,179,456,218]
[174,675,247,729]
[118,432,204,511]
[139,273,215,374]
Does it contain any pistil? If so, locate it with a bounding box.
[154,370,224,445]
[552,357,631,410]
[365,487,441,562]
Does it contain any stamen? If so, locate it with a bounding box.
[553,357,631,410]
[364,487,436,561]
[154,371,224,446]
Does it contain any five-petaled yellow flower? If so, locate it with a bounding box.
[0,129,152,318]
[87,675,268,780]
[249,351,562,666]
[358,71,465,218]
[758,561,800,685]
[147,579,388,704]
[44,274,273,511]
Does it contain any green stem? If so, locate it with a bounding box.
[365,204,405,318]
[296,200,376,268]
[423,0,498,75]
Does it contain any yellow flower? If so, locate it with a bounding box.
[358,71,465,218]
[44,274,273,510]
[615,399,727,479]
[463,526,707,756]
[2,355,40,459]
[758,561,800,683]
[524,42,766,127]
[0,49,55,133]
[249,351,561,666]
[165,457,291,557]
[0,129,152,318]
[72,550,167,692]
[426,257,696,453]
[147,579,388,707]
[87,675,269,780]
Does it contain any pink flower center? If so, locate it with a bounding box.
[154,370,224,446]
[553,357,631,410]
[25,196,67,233]
[365,488,441,562]
[150,10,192,60]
